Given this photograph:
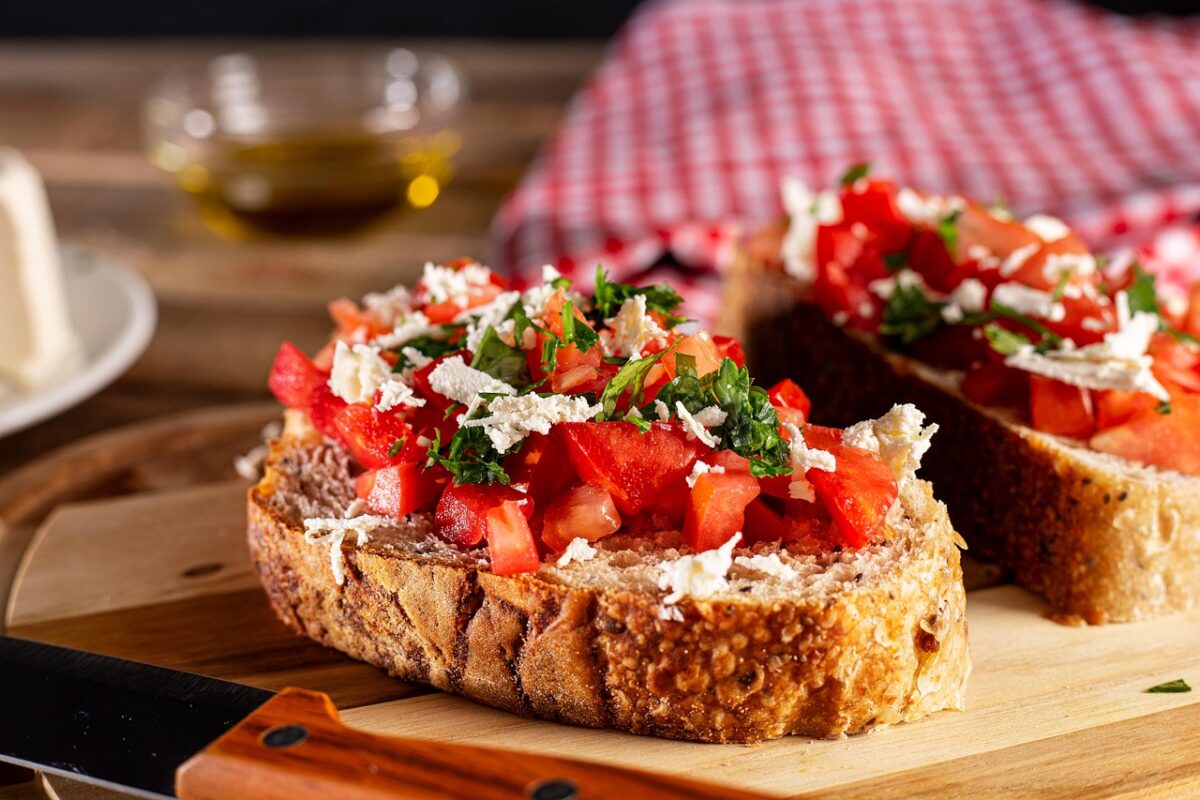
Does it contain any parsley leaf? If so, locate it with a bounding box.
[592,265,686,325]
[880,281,944,345]
[1051,269,1072,303]
[470,326,531,388]
[1146,679,1191,694]
[983,323,1031,356]
[387,438,406,458]
[839,161,871,187]
[391,327,465,370]
[883,252,909,272]
[425,424,511,486]
[936,209,963,255]
[989,301,1063,353]
[560,300,599,353]
[597,351,669,419]
[1126,262,1159,315]
[653,358,791,477]
[1156,400,1173,415]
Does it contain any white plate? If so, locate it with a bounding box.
[0,247,157,438]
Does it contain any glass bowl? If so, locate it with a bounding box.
[143,46,465,235]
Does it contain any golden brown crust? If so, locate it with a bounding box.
[248,428,970,743]
[724,255,1200,625]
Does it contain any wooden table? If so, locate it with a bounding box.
[0,39,601,475]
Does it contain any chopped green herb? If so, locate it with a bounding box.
[1051,270,1072,303]
[597,350,669,419]
[560,300,599,353]
[1156,400,1173,415]
[839,161,871,187]
[1146,679,1191,694]
[936,209,963,255]
[550,275,572,291]
[592,265,686,325]
[880,281,944,345]
[1126,262,1159,315]
[983,323,1032,356]
[425,424,511,486]
[622,407,653,432]
[391,327,465,370]
[989,301,1064,353]
[469,326,531,388]
[387,438,406,458]
[883,252,909,272]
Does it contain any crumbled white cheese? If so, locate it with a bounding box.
[303,515,393,586]
[601,294,667,359]
[948,278,988,312]
[999,242,1040,278]
[842,404,939,486]
[1004,311,1169,401]
[372,311,438,350]
[555,537,598,566]
[428,355,517,407]
[400,346,432,370]
[463,393,602,452]
[1042,252,1096,283]
[234,444,269,481]
[328,341,393,404]
[780,177,842,282]
[781,422,836,501]
[733,553,799,581]
[896,188,965,226]
[1024,214,1070,242]
[419,260,493,306]
[343,498,367,519]
[1080,316,1109,333]
[992,283,1066,322]
[456,290,522,352]
[375,378,426,412]
[686,460,725,488]
[657,604,685,622]
[658,532,742,604]
[941,304,965,324]
[676,402,726,448]
[868,269,931,300]
[361,284,414,323]
[654,398,672,422]
[1115,290,1132,328]
[966,244,991,262]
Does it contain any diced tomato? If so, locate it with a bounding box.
[328,298,391,340]
[504,434,576,505]
[1007,235,1091,291]
[908,228,965,294]
[357,462,447,518]
[712,335,746,367]
[307,385,348,439]
[684,471,761,551]
[909,325,992,371]
[1185,283,1200,339]
[742,499,789,543]
[1028,376,1096,438]
[1149,333,1200,394]
[410,355,455,409]
[1095,389,1159,430]
[422,301,462,324]
[839,179,914,253]
[812,249,879,329]
[953,203,1039,262]
[332,404,419,469]
[1090,395,1200,476]
[767,379,812,422]
[801,423,843,450]
[268,342,329,411]
[961,362,1029,407]
[434,483,532,548]
[486,500,542,575]
[659,331,724,379]
[1044,293,1113,346]
[554,422,707,516]
[540,483,622,551]
[807,444,898,548]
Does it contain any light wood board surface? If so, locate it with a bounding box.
[2,405,1198,798]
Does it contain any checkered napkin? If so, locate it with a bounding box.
[491,0,1200,320]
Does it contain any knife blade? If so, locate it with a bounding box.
[0,636,772,800]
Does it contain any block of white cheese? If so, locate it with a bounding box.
[0,148,81,394]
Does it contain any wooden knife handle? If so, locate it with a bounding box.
[175,688,771,800]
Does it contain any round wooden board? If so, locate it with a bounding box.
[3,405,1200,799]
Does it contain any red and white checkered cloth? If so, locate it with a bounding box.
[492,0,1200,320]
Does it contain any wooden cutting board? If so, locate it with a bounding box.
[3,404,1199,799]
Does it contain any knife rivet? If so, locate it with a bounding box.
[527,779,578,800]
[262,724,308,749]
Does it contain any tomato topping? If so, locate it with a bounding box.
[486,500,542,575]
[332,404,420,469]
[554,422,706,516]
[684,470,761,551]
[807,444,898,548]
[1094,389,1159,430]
[434,483,532,549]
[1185,283,1200,339]
[1090,395,1200,476]
[767,378,812,423]
[908,228,964,293]
[839,179,913,253]
[741,499,789,543]
[357,462,447,519]
[540,483,622,552]
[307,385,348,440]
[953,204,1039,261]
[712,335,746,367]
[268,342,329,411]
[961,362,1030,407]
[504,434,576,505]
[328,298,392,340]
[1006,234,1091,291]
[1028,376,1096,439]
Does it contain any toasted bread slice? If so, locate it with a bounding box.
[724,255,1200,625]
[248,411,969,743]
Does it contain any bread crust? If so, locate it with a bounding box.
[724,256,1200,625]
[248,429,970,743]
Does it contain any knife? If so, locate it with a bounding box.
[0,635,772,800]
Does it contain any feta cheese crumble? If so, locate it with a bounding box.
[373,311,438,350]
[555,537,598,567]
[733,553,799,581]
[419,260,493,306]
[428,355,517,407]
[842,404,939,486]
[686,460,725,488]
[303,514,393,586]
[780,177,842,282]
[675,402,726,448]
[781,422,836,501]
[992,283,1066,322]
[1024,214,1070,242]
[658,532,742,604]
[602,294,667,359]
[896,188,965,226]
[328,341,393,404]
[457,290,522,352]
[463,393,602,452]
[999,243,1040,278]
[375,378,426,412]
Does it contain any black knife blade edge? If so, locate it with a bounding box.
[0,635,274,799]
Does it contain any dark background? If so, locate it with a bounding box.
[1,0,1195,38]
